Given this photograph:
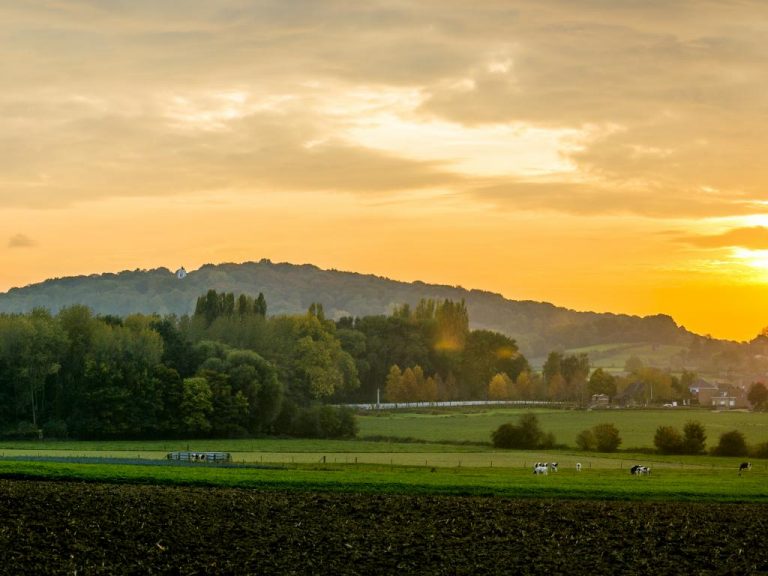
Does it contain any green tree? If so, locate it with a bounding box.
[575,428,597,451]
[491,413,553,449]
[561,353,590,404]
[682,420,707,454]
[654,425,683,454]
[748,382,768,410]
[624,355,644,374]
[576,423,621,452]
[542,351,563,385]
[587,368,617,398]
[180,377,213,435]
[592,423,621,452]
[713,429,748,456]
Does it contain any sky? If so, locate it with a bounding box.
[2,0,768,341]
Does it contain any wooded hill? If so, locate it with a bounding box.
[0,259,735,361]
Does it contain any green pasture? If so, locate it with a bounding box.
[357,408,768,449]
[0,447,752,470]
[561,343,689,373]
[0,459,766,503]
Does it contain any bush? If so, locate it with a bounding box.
[42,420,68,439]
[751,441,768,459]
[575,429,596,451]
[491,413,554,449]
[682,421,707,454]
[491,423,520,449]
[576,423,621,452]
[593,423,621,452]
[654,425,683,454]
[275,404,359,439]
[713,430,748,457]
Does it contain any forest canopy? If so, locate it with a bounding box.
[0,291,532,440]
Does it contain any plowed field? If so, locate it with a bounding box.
[1,479,766,575]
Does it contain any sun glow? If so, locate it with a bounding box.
[733,248,768,268]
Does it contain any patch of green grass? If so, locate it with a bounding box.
[0,459,765,503]
[357,408,768,448]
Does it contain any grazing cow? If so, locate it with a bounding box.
[549,462,558,472]
[739,462,752,476]
[533,464,548,475]
[576,463,582,472]
[630,465,651,476]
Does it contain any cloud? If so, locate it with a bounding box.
[8,234,36,248]
[681,227,768,250]
[1,0,768,221]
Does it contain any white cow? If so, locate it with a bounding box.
[576,463,582,472]
[549,462,558,472]
[533,463,548,475]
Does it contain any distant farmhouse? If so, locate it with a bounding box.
[175,267,187,279]
[689,378,750,409]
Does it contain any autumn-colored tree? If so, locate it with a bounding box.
[488,373,512,400]
[384,365,405,402]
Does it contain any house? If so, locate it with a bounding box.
[614,381,646,407]
[689,378,750,409]
[688,378,719,406]
[175,266,187,279]
[709,385,750,410]
[590,393,610,407]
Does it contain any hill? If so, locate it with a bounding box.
[0,260,707,360]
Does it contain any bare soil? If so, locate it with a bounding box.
[1,479,766,575]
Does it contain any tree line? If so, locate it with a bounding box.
[4,288,754,441]
[0,291,532,439]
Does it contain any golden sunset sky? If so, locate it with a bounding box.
[2,1,768,341]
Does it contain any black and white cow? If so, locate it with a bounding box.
[533,463,548,475]
[739,462,752,476]
[576,462,582,472]
[630,465,651,476]
[549,462,558,472]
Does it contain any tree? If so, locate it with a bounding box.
[461,330,526,399]
[575,429,596,451]
[682,420,707,454]
[542,351,563,385]
[180,377,213,435]
[624,355,644,374]
[713,430,748,456]
[491,413,553,449]
[488,373,512,400]
[576,423,621,452]
[587,368,617,398]
[592,423,621,452]
[561,353,590,405]
[748,382,768,410]
[654,425,683,454]
[384,365,405,402]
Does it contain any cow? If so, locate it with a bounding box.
[739,462,752,476]
[549,462,558,472]
[576,463,582,472]
[630,465,651,476]
[533,463,548,475]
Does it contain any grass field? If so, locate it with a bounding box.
[529,343,688,373]
[357,407,768,448]
[1,407,766,503]
[0,459,766,503]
